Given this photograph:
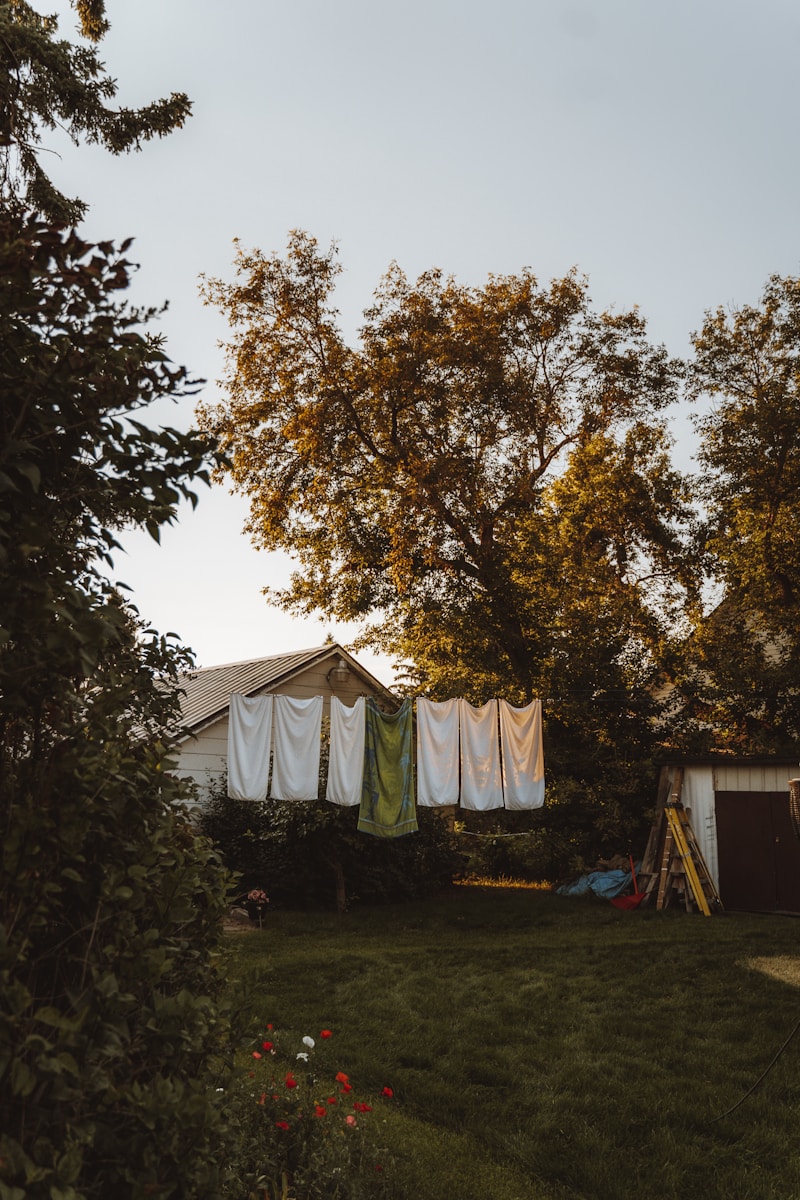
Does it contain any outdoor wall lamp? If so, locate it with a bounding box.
[327,658,351,689]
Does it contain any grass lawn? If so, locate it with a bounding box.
[223,886,800,1200]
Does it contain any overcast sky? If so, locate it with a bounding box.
[46,0,800,683]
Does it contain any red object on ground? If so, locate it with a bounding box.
[610,854,645,910]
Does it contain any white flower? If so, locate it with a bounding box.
[302,1036,315,1049]
[296,1051,309,1061]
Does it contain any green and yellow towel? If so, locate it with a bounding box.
[358,698,418,838]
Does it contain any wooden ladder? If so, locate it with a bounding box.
[638,768,723,915]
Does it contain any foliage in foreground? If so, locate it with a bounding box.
[0,0,192,224]
[225,888,800,1200]
[0,216,234,1199]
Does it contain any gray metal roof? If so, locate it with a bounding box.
[176,644,394,737]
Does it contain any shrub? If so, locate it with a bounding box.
[199,778,465,912]
[0,216,236,1199]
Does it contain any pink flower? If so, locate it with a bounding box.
[320,1029,332,1039]
[345,1115,357,1127]
[252,1051,262,1060]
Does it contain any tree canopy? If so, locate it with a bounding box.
[675,274,800,751]
[201,231,690,707]
[0,0,191,223]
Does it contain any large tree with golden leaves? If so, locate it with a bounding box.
[201,231,690,713]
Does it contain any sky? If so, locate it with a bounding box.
[43,0,800,685]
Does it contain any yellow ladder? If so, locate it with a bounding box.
[664,800,722,916]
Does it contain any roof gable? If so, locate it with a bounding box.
[176,644,394,734]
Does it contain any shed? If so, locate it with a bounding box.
[655,756,800,913]
[172,644,397,802]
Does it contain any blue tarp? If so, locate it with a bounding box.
[556,866,636,900]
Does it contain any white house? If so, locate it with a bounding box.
[172,644,398,802]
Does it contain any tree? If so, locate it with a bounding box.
[679,274,800,751]
[200,232,691,866]
[0,215,235,1199]
[200,233,688,704]
[0,0,191,224]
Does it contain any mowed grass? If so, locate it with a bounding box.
[223,887,800,1200]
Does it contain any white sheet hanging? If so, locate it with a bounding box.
[458,698,504,810]
[326,696,365,806]
[416,697,460,806]
[227,693,273,802]
[270,694,323,802]
[499,698,545,809]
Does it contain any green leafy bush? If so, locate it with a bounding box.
[0,216,236,1199]
[199,778,465,912]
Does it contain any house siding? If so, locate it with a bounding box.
[174,660,394,802]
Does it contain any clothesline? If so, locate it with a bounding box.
[227,694,545,835]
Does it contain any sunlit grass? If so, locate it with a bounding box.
[454,875,552,889]
[224,889,800,1200]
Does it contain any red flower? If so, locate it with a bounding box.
[381,1086,394,1098]
[314,1104,326,1117]
[335,1071,349,1085]
[267,1023,274,1030]
[353,1102,373,1112]
[262,1041,274,1052]
[275,1120,290,1131]
[320,1029,332,1039]
[285,1074,298,1089]
[326,1096,337,1105]
[258,1093,266,1106]
[341,1083,352,1093]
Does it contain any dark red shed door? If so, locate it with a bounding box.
[715,791,800,913]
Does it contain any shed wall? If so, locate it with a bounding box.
[713,763,797,793]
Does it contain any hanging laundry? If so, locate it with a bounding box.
[459,698,504,810]
[227,693,273,802]
[416,696,460,806]
[499,698,545,809]
[270,694,324,802]
[358,698,417,837]
[326,696,365,806]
